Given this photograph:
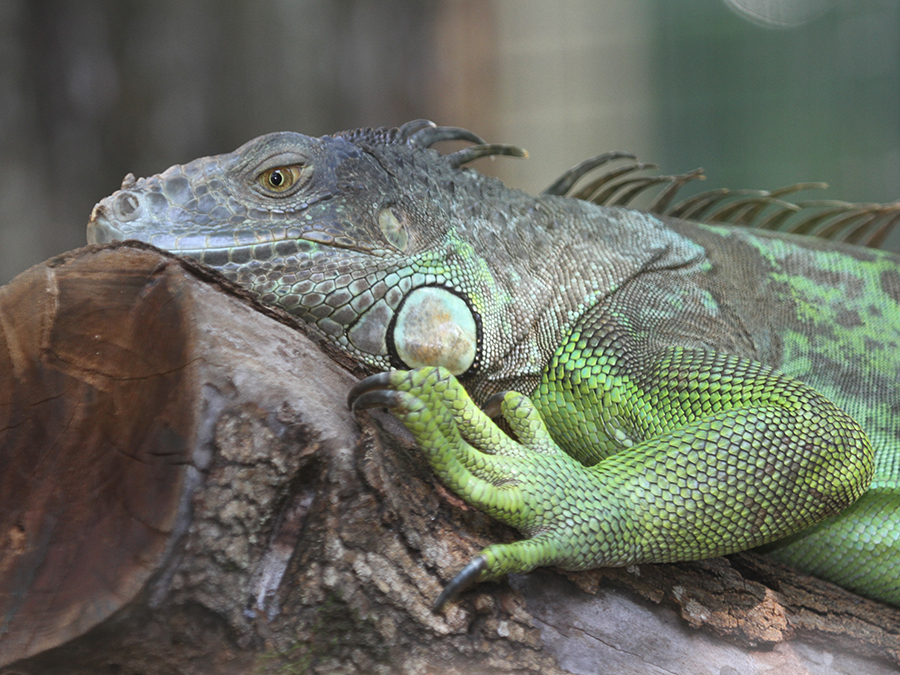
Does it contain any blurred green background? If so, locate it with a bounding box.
[1,0,898,283]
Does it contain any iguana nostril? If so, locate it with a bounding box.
[113,192,142,220]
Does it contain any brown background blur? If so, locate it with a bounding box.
[2,0,898,284]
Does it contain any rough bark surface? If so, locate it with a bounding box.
[1,243,899,675]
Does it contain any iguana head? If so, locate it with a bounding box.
[87,121,530,382]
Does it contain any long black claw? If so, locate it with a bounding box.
[482,391,509,418]
[433,556,488,611]
[347,372,396,409]
[350,389,403,412]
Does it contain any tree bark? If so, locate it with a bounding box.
[1,243,899,675]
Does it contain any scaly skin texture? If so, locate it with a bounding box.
[87,121,898,606]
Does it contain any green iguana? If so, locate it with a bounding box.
[86,120,899,608]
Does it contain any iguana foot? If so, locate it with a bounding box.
[349,367,620,607]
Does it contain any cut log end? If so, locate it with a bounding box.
[0,245,198,663]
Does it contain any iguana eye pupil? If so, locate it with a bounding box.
[258,165,305,193]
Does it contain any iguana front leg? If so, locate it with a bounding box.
[350,367,621,607]
[349,361,874,608]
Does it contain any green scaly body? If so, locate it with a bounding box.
[87,121,898,606]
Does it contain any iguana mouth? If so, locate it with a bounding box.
[87,189,372,256]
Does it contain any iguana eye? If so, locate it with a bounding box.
[258,165,305,193]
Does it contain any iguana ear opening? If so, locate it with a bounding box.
[377,207,409,251]
[390,286,479,376]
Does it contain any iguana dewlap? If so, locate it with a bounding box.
[86,120,899,607]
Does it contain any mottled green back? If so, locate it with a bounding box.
[568,220,900,602]
[672,223,900,492]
